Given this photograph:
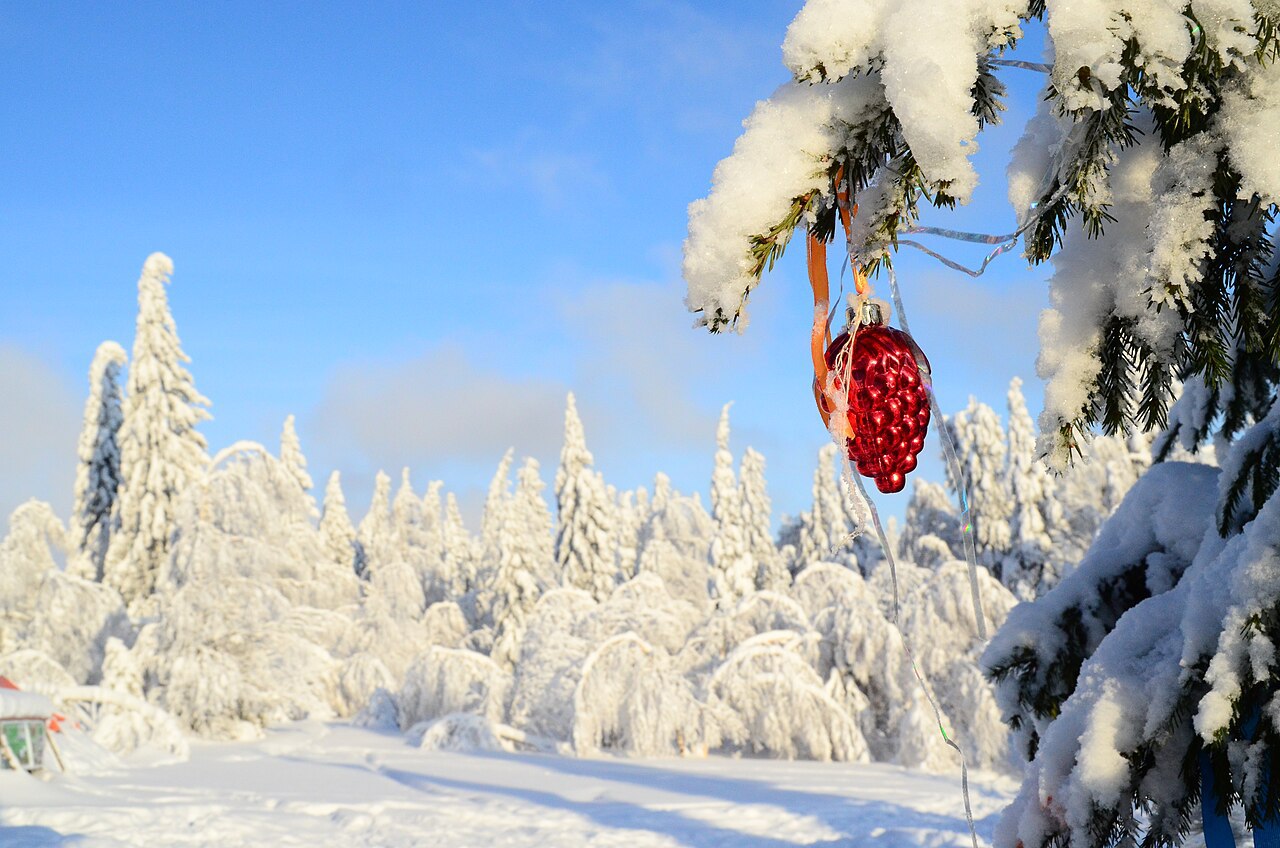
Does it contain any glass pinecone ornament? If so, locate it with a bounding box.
[815,302,931,494]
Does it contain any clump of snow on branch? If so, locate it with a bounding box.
[683,74,885,330]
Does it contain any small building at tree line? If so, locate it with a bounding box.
[0,675,53,771]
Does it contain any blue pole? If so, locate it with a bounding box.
[1202,745,1238,848]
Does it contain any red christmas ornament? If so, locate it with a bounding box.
[814,303,931,494]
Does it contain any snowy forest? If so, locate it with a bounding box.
[4,0,1280,846]
[1,251,1163,775]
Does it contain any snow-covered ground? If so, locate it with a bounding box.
[0,720,1016,847]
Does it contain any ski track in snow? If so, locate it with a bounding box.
[0,720,1016,847]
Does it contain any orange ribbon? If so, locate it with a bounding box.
[810,167,867,429]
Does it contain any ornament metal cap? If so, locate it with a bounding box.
[848,299,886,326]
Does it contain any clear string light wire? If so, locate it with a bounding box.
[820,177,985,848]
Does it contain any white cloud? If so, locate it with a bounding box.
[310,343,571,472]
[0,346,80,527]
[466,139,609,212]
[556,275,748,453]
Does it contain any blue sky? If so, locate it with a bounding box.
[0,1,1050,528]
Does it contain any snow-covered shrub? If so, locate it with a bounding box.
[418,712,511,753]
[508,589,595,741]
[902,562,1017,771]
[25,571,129,684]
[0,648,77,692]
[68,685,190,759]
[337,652,397,716]
[636,537,713,611]
[354,687,398,731]
[573,633,716,757]
[279,607,355,659]
[733,590,811,635]
[677,590,817,682]
[420,600,470,649]
[708,630,867,762]
[0,500,67,652]
[365,559,427,623]
[396,647,510,732]
[790,562,863,622]
[145,500,342,742]
[580,573,703,654]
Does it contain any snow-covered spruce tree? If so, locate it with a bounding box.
[682,2,1280,845]
[1004,377,1068,598]
[709,403,755,605]
[482,449,515,558]
[357,470,393,579]
[786,444,856,575]
[475,448,515,615]
[319,471,359,574]
[391,468,434,583]
[104,253,210,612]
[491,457,554,670]
[900,479,962,570]
[554,392,618,601]
[70,340,127,582]
[613,487,647,582]
[947,398,1013,577]
[279,414,315,501]
[739,447,787,590]
[441,491,477,599]
[417,480,448,603]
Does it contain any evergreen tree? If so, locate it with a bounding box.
[104,253,210,612]
[279,414,313,492]
[900,479,961,570]
[357,470,392,579]
[739,447,786,590]
[792,444,854,574]
[478,448,515,594]
[418,480,448,601]
[71,340,127,582]
[491,457,553,670]
[1003,377,1064,598]
[393,467,443,582]
[441,491,476,598]
[946,398,1012,576]
[613,487,646,583]
[554,393,617,601]
[683,3,1280,844]
[279,414,317,524]
[708,403,754,604]
[482,449,514,551]
[319,470,358,573]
